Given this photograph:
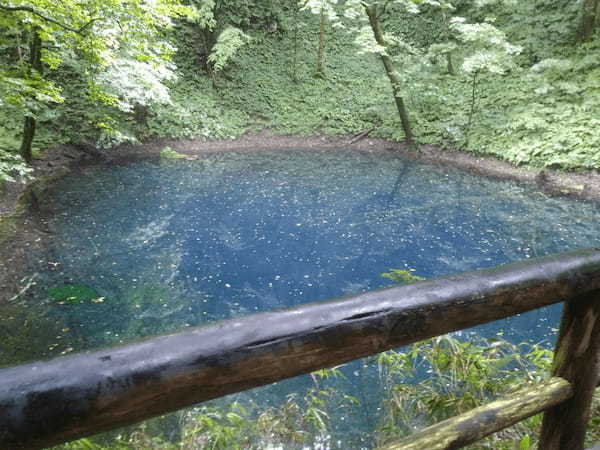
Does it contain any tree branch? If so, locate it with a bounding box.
[0,5,98,34]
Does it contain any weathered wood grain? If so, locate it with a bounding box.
[380,377,572,450]
[539,290,600,450]
[1,248,600,449]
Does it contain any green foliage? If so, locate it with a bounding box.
[179,403,257,449]
[449,17,522,75]
[373,336,551,447]
[0,0,196,157]
[0,149,33,183]
[54,334,593,450]
[192,25,386,136]
[47,284,102,305]
[145,80,248,139]
[2,0,597,171]
[160,146,186,159]
[208,26,250,73]
[381,268,424,284]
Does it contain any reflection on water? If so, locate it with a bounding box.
[2,148,600,447]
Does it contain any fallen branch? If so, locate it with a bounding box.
[9,274,38,303]
[349,128,374,144]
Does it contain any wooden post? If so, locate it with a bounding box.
[539,290,600,450]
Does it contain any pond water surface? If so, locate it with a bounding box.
[3,148,600,447]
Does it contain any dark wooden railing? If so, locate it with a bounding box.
[1,248,600,449]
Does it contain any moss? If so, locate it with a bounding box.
[160,146,186,159]
[47,285,101,305]
[0,215,18,242]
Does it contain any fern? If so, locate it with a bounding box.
[207,27,250,73]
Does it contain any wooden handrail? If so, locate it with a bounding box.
[380,377,573,450]
[1,248,600,449]
[380,290,600,450]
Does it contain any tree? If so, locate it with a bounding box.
[187,1,256,87]
[425,2,458,75]
[343,1,428,147]
[207,26,250,87]
[579,0,599,42]
[448,16,522,141]
[363,4,415,146]
[0,0,194,163]
[303,0,340,78]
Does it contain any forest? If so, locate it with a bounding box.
[1,0,600,177]
[1,0,600,449]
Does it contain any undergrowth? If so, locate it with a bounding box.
[53,334,600,450]
[1,2,600,171]
[51,269,600,449]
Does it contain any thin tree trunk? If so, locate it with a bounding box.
[446,52,455,75]
[20,28,42,164]
[441,11,455,76]
[16,31,23,64]
[315,7,326,78]
[364,5,415,147]
[465,71,479,145]
[579,0,599,42]
[200,27,218,88]
[291,0,299,82]
[20,117,36,164]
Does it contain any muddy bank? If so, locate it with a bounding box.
[1,131,600,303]
[118,131,600,201]
[5,131,600,219]
[0,144,95,302]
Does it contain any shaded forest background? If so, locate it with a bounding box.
[1,0,600,182]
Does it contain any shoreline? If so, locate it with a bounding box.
[5,131,600,222]
[2,131,600,302]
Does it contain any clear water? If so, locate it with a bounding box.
[3,148,600,447]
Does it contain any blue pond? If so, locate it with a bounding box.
[3,148,600,447]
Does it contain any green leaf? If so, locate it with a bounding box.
[47,284,100,305]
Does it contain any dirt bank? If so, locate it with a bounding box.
[5,131,600,220]
[118,131,600,201]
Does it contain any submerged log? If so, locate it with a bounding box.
[2,248,600,449]
[381,377,572,450]
[539,290,600,450]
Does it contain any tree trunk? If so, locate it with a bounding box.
[579,0,599,42]
[446,52,455,76]
[19,28,43,164]
[364,5,415,147]
[200,27,218,87]
[20,117,36,164]
[315,7,327,77]
[133,103,148,125]
[291,0,299,82]
[465,71,479,145]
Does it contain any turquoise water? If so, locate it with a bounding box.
[3,148,600,447]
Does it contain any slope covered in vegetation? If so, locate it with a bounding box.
[1,0,600,182]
